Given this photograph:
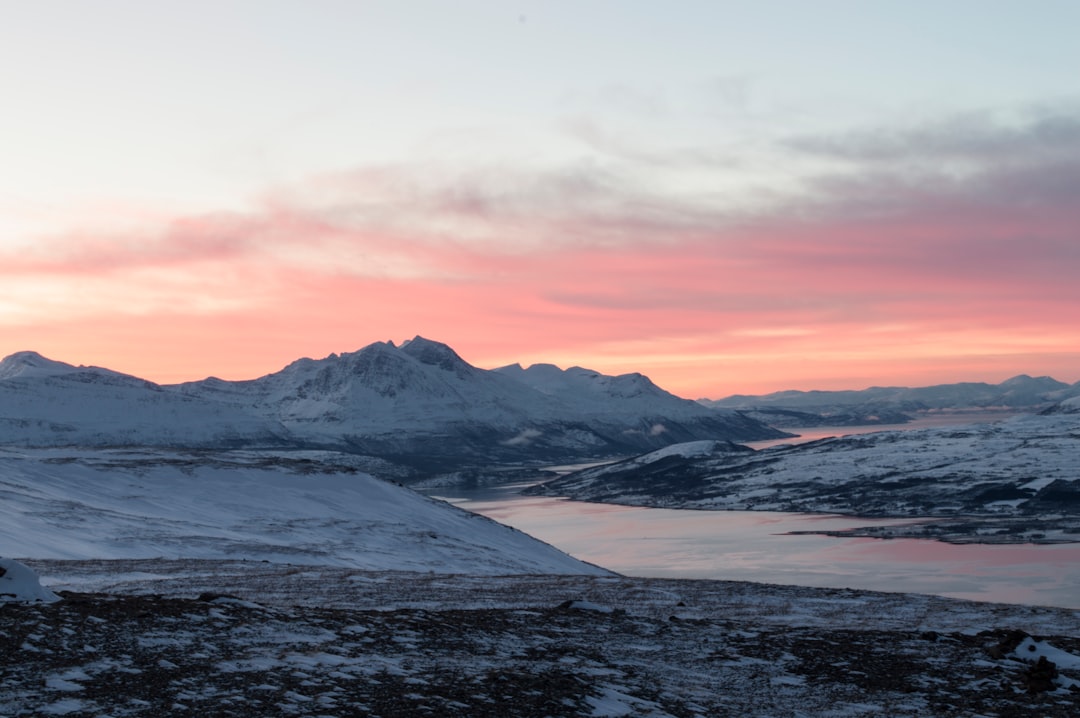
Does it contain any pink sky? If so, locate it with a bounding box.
[3,4,1079,399]
[4,139,1078,398]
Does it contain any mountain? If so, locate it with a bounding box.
[0,351,282,447]
[527,408,1080,543]
[0,448,609,576]
[491,361,783,448]
[700,374,1080,426]
[0,338,786,473]
[497,362,720,420]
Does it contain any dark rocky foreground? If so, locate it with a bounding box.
[3,562,1079,717]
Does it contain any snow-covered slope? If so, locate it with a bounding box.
[1045,395,1080,414]
[178,339,542,430]
[497,363,698,417]
[0,351,282,447]
[491,360,788,449]
[0,448,609,575]
[0,339,785,466]
[529,410,1080,528]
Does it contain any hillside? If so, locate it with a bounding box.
[0,448,608,576]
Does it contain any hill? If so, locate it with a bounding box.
[0,448,608,576]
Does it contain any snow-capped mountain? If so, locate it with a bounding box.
[497,362,722,420]
[0,338,786,470]
[0,448,609,575]
[184,338,579,437]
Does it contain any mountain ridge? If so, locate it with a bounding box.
[700,374,1080,427]
[703,374,1078,409]
[0,337,787,474]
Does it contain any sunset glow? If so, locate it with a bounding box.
[3,2,1078,397]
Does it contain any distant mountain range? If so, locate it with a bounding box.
[700,374,1080,427]
[0,337,786,474]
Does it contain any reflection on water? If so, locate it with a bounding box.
[430,484,1080,609]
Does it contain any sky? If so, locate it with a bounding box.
[3,1,1079,398]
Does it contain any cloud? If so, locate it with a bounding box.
[558,116,745,172]
[7,140,1077,311]
[3,103,1079,392]
[784,108,1080,164]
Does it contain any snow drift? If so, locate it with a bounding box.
[0,558,60,603]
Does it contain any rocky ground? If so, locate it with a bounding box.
[3,560,1079,717]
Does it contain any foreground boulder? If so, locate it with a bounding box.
[0,558,60,603]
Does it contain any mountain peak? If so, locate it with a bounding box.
[0,351,78,380]
[1000,374,1064,388]
[398,336,473,374]
[3,349,50,363]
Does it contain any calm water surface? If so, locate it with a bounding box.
[743,410,1021,450]
[429,414,1080,609]
[434,486,1080,609]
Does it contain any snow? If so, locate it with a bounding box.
[0,351,104,380]
[586,685,663,716]
[639,440,725,462]
[538,410,1080,519]
[1054,395,1080,413]
[1018,475,1057,492]
[38,699,87,716]
[0,449,610,576]
[1014,636,1080,670]
[0,557,60,603]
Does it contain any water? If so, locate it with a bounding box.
[742,410,1020,450]
[433,486,1080,609]
[426,413,1080,609]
